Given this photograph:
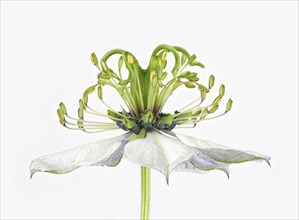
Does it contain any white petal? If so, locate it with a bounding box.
[175,152,230,177]
[30,133,130,178]
[124,131,195,180]
[172,131,271,165]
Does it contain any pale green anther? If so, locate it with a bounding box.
[219,84,225,96]
[184,82,196,88]
[79,99,85,110]
[178,112,193,118]
[57,108,64,119]
[142,111,154,123]
[209,105,219,113]
[197,84,210,93]
[84,85,96,95]
[98,79,107,86]
[78,108,84,119]
[101,60,108,72]
[78,119,83,128]
[118,56,124,72]
[188,72,197,78]
[57,109,65,125]
[201,90,206,100]
[188,77,199,82]
[209,75,215,89]
[188,54,196,65]
[161,72,167,80]
[200,108,209,119]
[82,94,88,105]
[180,71,191,78]
[226,99,233,112]
[181,54,187,65]
[212,96,222,105]
[193,109,202,116]
[97,86,103,100]
[90,53,98,66]
[159,114,173,125]
[59,102,67,115]
[58,118,64,125]
[192,61,205,68]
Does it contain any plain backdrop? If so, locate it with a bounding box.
[1,1,298,219]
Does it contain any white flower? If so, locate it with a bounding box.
[30,130,270,182]
[30,45,270,219]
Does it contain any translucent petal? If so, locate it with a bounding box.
[124,131,195,181]
[30,133,130,178]
[175,152,230,178]
[172,131,271,166]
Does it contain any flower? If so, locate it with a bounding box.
[30,44,270,219]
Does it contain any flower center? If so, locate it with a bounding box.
[56,44,233,135]
[110,110,176,134]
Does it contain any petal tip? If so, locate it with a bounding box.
[29,161,37,179]
[166,177,170,185]
[226,171,230,179]
[221,168,230,179]
[266,157,271,167]
[165,168,170,185]
[30,170,36,179]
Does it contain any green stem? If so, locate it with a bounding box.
[140,166,151,220]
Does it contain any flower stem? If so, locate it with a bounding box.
[140,166,151,220]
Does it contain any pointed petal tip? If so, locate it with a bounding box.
[30,169,39,179]
[262,155,271,167]
[166,178,170,186]
[29,161,36,179]
[266,158,271,167]
[222,168,230,179]
[226,171,230,179]
[165,169,170,185]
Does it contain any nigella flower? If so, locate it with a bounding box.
[30,44,270,219]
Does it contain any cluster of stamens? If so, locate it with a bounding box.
[56,44,233,134]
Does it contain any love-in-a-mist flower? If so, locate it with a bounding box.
[30,44,270,220]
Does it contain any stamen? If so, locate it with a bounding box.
[175,124,196,128]
[84,105,123,122]
[64,114,115,125]
[173,102,215,119]
[64,125,119,133]
[200,112,228,121]
[64,121,117,128]
[178,97,201,112]
[180,111,228,124]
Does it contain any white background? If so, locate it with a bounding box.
[1,1,298,219]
